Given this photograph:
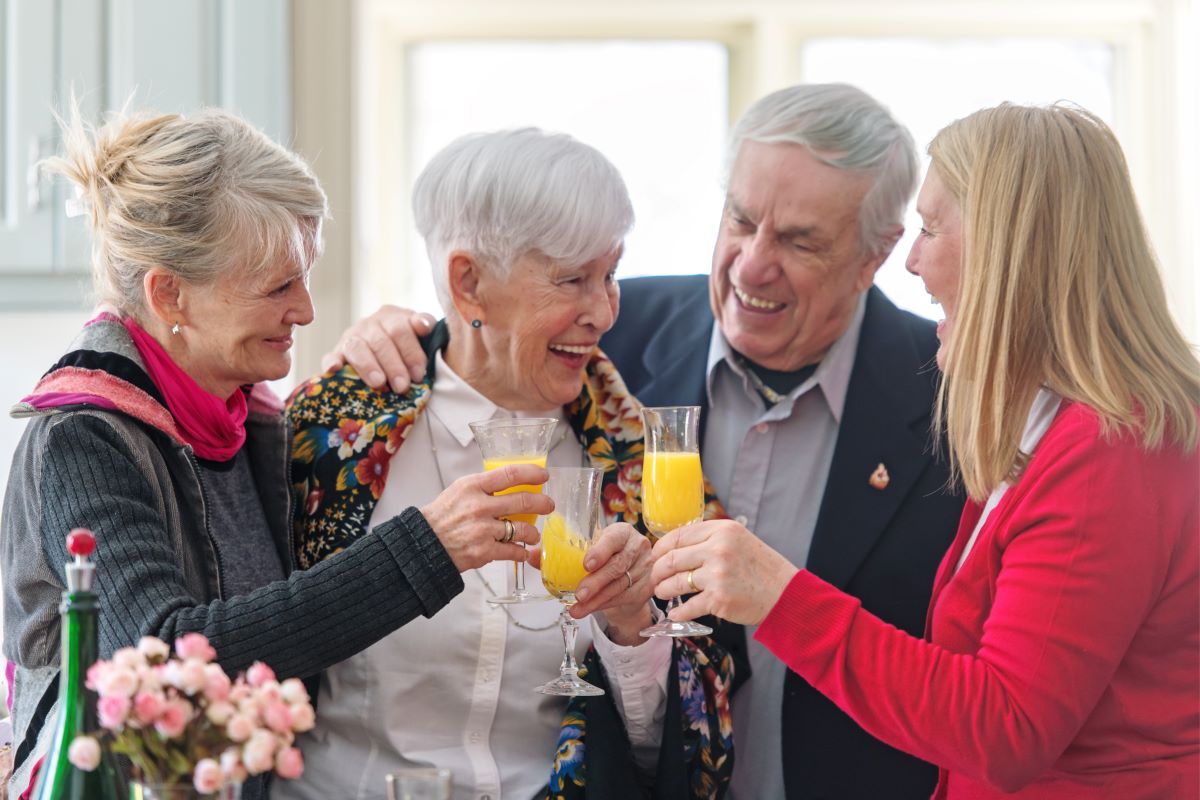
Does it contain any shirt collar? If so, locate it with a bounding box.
[428,350,565,448]
[705,292,868,424]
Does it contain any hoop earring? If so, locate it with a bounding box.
[471,319,482,329]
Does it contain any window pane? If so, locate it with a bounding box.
[403,40,729,314]
[803,38,1114,320]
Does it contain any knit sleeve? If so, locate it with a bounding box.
[36,412,463,679]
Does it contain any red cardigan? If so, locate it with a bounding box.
[756,402,1199,798]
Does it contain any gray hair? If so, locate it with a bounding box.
[413,128,634,314]
[726,83,918,257]
[44,103,328,315]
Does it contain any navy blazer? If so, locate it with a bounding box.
[602,275,965,800]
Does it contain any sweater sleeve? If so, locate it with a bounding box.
[754,415,1195,792]
[36,412,464,679]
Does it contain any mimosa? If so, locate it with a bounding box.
[641,451,704,539]
[483,454,548,524]
[540,513,590,600]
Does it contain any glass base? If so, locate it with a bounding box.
[639,618,714,638]
[486,590,554,605]
[535,674,605,696]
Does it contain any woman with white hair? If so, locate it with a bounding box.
[1,107,548,799]
[281,128,734,800]
[651,104,1199,798]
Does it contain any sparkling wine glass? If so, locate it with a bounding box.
[535,466,605,696]
[639,406,714,638]
[469,416,558,603]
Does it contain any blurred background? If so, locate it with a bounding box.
[0,0,1196,497]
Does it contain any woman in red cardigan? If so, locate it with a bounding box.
[650,103,1200,799]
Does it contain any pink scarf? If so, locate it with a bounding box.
[121,316,248,461]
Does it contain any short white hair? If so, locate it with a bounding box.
[727,83,918,257]
[413,128,634,314]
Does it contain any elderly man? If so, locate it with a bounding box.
[330,83,964,799]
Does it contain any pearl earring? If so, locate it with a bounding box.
[471,319,482,329]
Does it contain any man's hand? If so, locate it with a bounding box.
[321,305,437,393]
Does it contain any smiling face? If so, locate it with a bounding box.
[905,165,964,371]
[174,255,315,397]
[454,248,622,411]
[709,140,888,371]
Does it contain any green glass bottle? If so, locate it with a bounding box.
[30,528,123,800]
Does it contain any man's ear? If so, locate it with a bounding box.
[447,251,487,324]
[854,226,903,292]
[143,267,184,326]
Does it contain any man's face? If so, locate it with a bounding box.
[709,140,889,371]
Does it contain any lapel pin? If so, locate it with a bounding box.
[869,462,890,490]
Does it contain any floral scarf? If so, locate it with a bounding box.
[286,329,733,798]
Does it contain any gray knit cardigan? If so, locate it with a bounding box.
[0,317,464,795]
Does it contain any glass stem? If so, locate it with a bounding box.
[558,604,581,678]
[667,595,684,620]
[513,545,526,594]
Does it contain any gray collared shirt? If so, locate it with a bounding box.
[704,294,867,800]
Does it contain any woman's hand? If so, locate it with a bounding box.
[650,519,799,626]
[568,523,654,645]
[321,305,437,393]
[419,464,552,572]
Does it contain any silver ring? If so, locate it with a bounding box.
[501,519,515,544]
[625,570,633,590]
[686,570,698,594]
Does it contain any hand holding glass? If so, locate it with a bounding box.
[639,406,713,637]
[469,417,557,603]
[536,467,605,696]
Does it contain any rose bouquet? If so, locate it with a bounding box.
[69,633,314,796]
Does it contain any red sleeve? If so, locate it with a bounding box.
[755,412,1196,792]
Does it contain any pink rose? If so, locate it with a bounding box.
[275,746,304,780]
[245,662,275,688]
[97,694,131,729]
[68,736,100,771]
[160,660,185,691]
[85,661,109,692]
[155,698,191,739]
[132,690,164,726]
[228,683,252,705]
[192,758,224,794]
[226,713,255,743]
[206,700,235,726]
[279,678,309,705]
[179,659,208,695]
[220,747,249,784]
[256,681,282,705]
[263,702,293,734]
[289,702,315,733]
[98,666,138,698]
[137,636,171,662]
[111,647,143,670]
[174,633,217,662]
[204,664,232,701]
[242,730,277,775]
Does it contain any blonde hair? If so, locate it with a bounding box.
[43,102,328,316]
[930,104,1200,500]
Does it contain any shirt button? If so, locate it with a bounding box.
[735,514,748,526]
[469,731,482,743]
[755,422,769,434]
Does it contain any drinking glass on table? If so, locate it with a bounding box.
[469,416,558,603]
[639,406,713,638]
[386,766,452,800]
[536,466,605,696]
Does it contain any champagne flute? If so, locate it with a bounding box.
[469,416,558,603]
[638,406,714,638]
[536,466,605,696]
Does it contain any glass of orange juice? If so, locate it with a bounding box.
[469,417,558,603]
[535,467,605,696]
[639,406,713,638]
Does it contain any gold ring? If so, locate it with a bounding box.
[625,571,634,590]
[501,519,515,543]
[686,570,698,594]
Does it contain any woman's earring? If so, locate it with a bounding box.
[471,319,482,329]
[171,323,181,335]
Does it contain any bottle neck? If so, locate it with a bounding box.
[58,591,100,726]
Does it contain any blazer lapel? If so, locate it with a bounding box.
[805,290,940,590]
[635,293,712,411]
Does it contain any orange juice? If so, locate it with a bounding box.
[540,512,590,600]
[483,454,548,524]
[641,451,704,539]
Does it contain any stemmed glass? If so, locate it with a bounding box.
[535,467,605,696]
[469,417,558,604]
[638,406,714,638]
